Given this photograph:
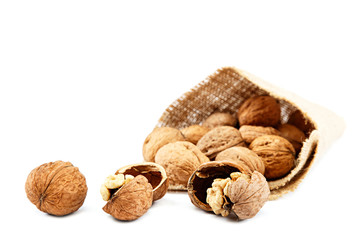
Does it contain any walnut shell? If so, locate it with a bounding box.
[277,124,306,153]
[187,160,269,220]
[249,135,296,180]
[196,126,246,159]
[237,95,281,127]
[155,141,210,190]
[287,109,313,134]
[143,127,185,162]
[215,146,265,175]
[25,160,87,216]
[180,125,210,144]
[115,162,169,201]
[103,175,153,221]
[202,112,238,129]
[239,125,280,144]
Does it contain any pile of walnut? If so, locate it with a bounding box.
[143,95,307,220]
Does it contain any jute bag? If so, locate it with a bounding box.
[156,67,345,200]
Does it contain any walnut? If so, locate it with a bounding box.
[143,127,185,162]
[277,124,306,153]
[202,112,238,129]
[155,141,210,190]
[180,125,210,144]
[25,160,87,216]
[239,125,280,144]
[249,135,296,180]
[115,162,169,201]
[237,95,281,127]
[215,146,265,175]
[196,126,246,159]
[188,161,270,220]
[102,175,153,221]
[287,109,313,134]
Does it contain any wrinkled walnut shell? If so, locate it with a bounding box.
[202,112,238,129]
[239,125,280,144]
[155,141,209,190]
[249,135,296,180]
[196,126,246,159]
[277,124,306,153]
[180,125,210,144]
[187,161,269,220]
[237,95,281,127]
[143,127,185,162]
[115,162,169,201]
[103,175,153,221]
[215,146,265,175]
[25,160,88,216]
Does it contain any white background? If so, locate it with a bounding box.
[1,1,359,239]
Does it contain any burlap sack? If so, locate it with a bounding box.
[156,67,345,200]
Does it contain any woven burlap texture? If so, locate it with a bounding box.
[156,67,345,200]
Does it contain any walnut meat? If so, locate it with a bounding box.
[249,135,296,179]
[115,162,169,201]
[180,125,210,144]
[237,95,281,127]
[102,175,153,221]
[277,124,306,153]
[188,161,269,220]
[25,160,87,216]
[215,146,265,175]
[143,127,185,162]
[196,126,246,159]
[239,125,280,144]
[155,141,210,190]
[202,112,238,129]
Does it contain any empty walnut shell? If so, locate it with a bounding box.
[25,160,87,216]
[196,126,246,159]
[202,112,238,129]
[215,146,265,175]
[115,162,169,201]
[239,125,280,144]
[143,127,185,162]
[155,141,210,190]
[187,160,269,220]
[103,175,153,221]
[237,95,281,127]
[181,125,210,144]
[249,135,296,180]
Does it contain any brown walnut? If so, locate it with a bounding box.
[202,112,238,129]
[249,135,296,180]
[187,161,269,220]
[287,110,313,134]
[239,125,280,144]
[115,162,169,201]
[196,126,246,159]
[155,141,209,190]
[143,127,185,162]
[277,124,306,153]
[237,95,281,127]
[25,160,87,216]
[180,125,210,144]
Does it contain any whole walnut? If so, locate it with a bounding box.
[239,125,280,144]
[237,95,281,127]
[180,125,210,144]
[197,126,246,159]
[155,141,210,190]
[143,127,185,162]
[202,112,238,129]
[25,160,88,216]
[215,146,265,175]
[287,110,313,134]
[188,160,270,220]
[249,135,296,180]
[277,124,306,153]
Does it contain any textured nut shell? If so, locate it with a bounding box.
[227,171,270,219]
[215,146,265,175]
[155,141,209,190]
[202,112,238,129]
[187,160,249,212]
[103,175,153,221]
[143,127,185,162]
[249,135,296,180]
[278,124,306,153]
[115,162,169,201]
[240,125,280,144]
[196,126,246,159]
[25,160,87,216]
[181,125,210,144]
[237,95,281,127]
